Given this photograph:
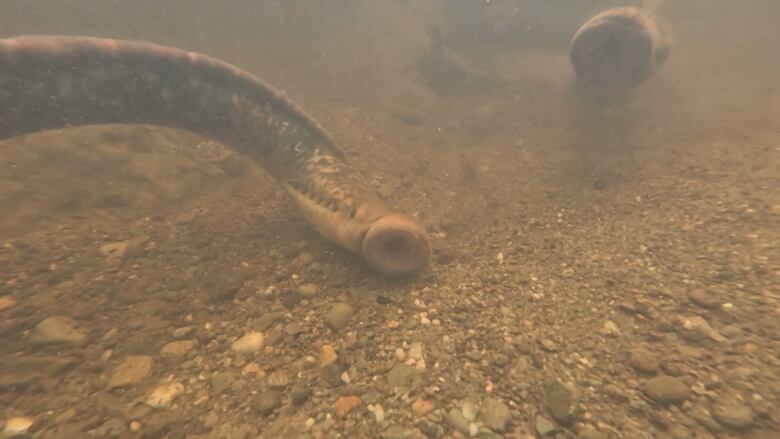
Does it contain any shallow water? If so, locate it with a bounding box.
[1,1,778,438]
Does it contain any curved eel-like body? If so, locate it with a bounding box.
[570,7,671,88]
[0,35,430,277]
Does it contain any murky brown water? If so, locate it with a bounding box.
[1,1,778,438]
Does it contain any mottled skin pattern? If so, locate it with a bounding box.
[0,36,430,276]
[570,7,671,88]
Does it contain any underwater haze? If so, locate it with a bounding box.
[0,1,778,438]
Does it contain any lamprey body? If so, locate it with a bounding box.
[0,36,430,276]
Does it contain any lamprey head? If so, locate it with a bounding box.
[360,213,430,277]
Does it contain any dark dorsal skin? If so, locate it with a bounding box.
[0,35,430,277]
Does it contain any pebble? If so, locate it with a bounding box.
[388,363,422,392]
[576,426,606,439]
[146,382,184,408]
[479,398,511,432]
[540,339,558,352]
[493,353,510,367]
[411,399,434,417]
[253,312,282,332]
[3,416,34,436]
[291,386,311,405]
[297,283,319,298]
[211,372,238,393]
[281,292,302,309]
[712,397,754,430]
[534,415,555,436]
[231,331,264,353]
[377,183,396,199]
[321,363,345,387]
[100,241,129,261]
[720,324,744,339]
[729,366,756,380]
[109,355,154,388]
[320,344,338,367]
[161,340,196,357]
[29,316,88,346]
[643,376,690,404]
[461,400,479,421]
[267,370,290,388]
[0,296,16,311]
[381,425,420,439]
[284,323,307,336]
[628,349,659,375]
[687,288,721,308]
[446,408,471,435]
[668,424,692,439]
[545,381,579,424]
[689,407,721,432]
[602,384,629,402]
[325,303,354,331]
[370,404,386,423]
[172,326,193,338]
[417,420,444,438]
[600,320,620,336]
[256,390,283,416]
[676,315,725,342]
[334,395,361,418]
[362,390,381,405]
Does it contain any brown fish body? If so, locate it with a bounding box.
[0,35,430,276]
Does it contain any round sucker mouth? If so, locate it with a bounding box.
[571,18,654,86]
[361,214,430,277]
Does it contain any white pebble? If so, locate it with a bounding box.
[146,382,184,408]
[370,404,385,423]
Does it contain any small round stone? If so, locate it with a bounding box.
[29,316,88,346]
[324,303,354,331]
[493,353,510,367]
[687,288,721,308]
[297,283,319,298]
[712,397,754,430]
[643,376,690,404]
[628,349,659,375]
[108,356,154,388]
[256,390,283,416]
[479,398,511,432]
[545,381,579,424]
[535,415,555,436]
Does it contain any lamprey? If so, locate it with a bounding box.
[0,36,430,276]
